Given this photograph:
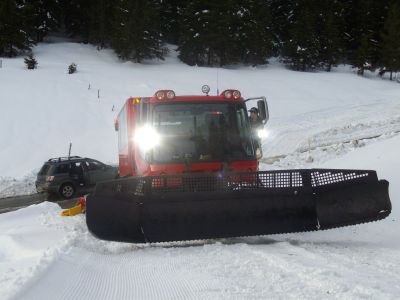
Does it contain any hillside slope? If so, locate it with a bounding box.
[1,41,399,179]
[0,42,399,299]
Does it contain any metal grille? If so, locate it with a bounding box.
[255,172,303,188]
[134,179,146,196]
[148,171,306,194]
[109,169,376,196]
[311,170,370,187]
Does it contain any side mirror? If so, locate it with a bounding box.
[257,99,269,124]
[114,119,119,131]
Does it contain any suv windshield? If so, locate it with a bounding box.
[150,102,254,163]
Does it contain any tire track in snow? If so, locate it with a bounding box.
[16,245,225,300]
[11,222,400,300]
[229,239,400,299]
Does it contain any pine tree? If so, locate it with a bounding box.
[270,0,293,56]
[111,0,167,62]
[380,1,400,80]
[25,0,61,42]
[345,0,387,75]
[178,1,231,66]
[318,1,345,71]
[24,53,38,69]
[61,0,92,41]
[160,0,186,44]
[0,0,35,57]
[235,0,273,66]
[178,0,272,67]
[88,0,116,48]
[281,0,321,71]
[178,1,219,66]
[68,62,77,74]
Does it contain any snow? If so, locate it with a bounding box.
[0,41,400,299]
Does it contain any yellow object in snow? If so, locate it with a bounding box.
[61,197,86,216]
[61,204,85,216]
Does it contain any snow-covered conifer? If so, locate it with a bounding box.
[24,53,38,69]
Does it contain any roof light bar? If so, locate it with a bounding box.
[224,90,232,99]
[166,90,175,99]
[156,91,165,100]
[221,90,241,100]
[232,90,241,99]
[154,90,176,100]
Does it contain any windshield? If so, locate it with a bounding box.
[150,102,254,163]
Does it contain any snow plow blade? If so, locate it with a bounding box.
[86,169,391,243]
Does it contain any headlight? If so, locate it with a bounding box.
[257,129,270,139]
[224,91,232,98]
[134,125,161,151]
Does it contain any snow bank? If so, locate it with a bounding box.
[0,202,83,300]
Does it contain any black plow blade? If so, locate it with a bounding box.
[86,169,391,243]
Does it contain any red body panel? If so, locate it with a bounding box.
[136,161,258,176]
[148,95,242,103]
[118,98,137,177]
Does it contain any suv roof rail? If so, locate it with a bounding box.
[48,156,82,162]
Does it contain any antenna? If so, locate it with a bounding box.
[68,142,72,158]
[216,68,219,95]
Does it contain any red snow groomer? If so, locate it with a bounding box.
[86,87,391,243]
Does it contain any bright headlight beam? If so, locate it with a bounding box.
[134,125,161,151]
[257,129,270,139]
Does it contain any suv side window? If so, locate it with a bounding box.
[87,160,104,171]
[38,163,51,175]
[55,163,70,174]
[70,161,84,173]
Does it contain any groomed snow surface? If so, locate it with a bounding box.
[0,41,399,299]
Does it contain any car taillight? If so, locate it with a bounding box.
[46,176,55,182]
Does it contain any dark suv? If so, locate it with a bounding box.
[36,156,119,199]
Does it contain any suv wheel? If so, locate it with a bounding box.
[60,183,75,199]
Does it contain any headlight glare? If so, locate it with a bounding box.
[257,129,269,139]
[134,125,161,151]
